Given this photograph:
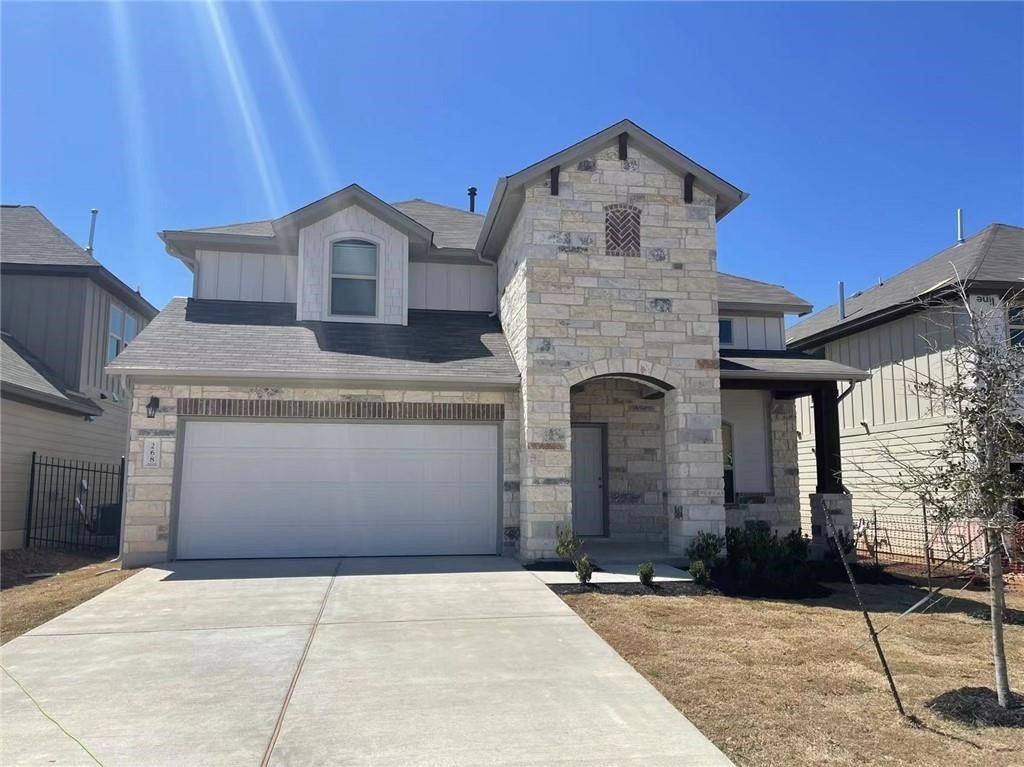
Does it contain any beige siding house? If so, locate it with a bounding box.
[107,120,867,567]
[788,223,1024,537]
[0,205,157,548]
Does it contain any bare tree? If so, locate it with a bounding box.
[853,278,1023,708]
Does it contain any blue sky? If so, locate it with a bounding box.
[2,2,1021,316]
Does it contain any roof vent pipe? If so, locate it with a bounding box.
[838,280,846,321]
[85,208,99,254]
[956,208,965,244]
[467,186,477,213]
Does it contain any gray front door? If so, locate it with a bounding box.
[571,425,605,536]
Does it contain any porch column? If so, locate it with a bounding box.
[518,379,573,561]
[664,386,726,555]
[811,382,843,493]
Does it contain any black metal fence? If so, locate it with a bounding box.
[24,453,125,552]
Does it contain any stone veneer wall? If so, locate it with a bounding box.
[497,141,724,560]
[570,379,666,542]
[121,382,520,566]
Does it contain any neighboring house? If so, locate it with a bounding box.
[787,223,1024,536]
[107,119,868,567]
[0,205,157,549]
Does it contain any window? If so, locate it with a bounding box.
[719,319,734,345]
[604,204,641,257]
[107,304,138,363]
[722,421,735,503]
[1010,306,1024,348]
[329,239,377,316]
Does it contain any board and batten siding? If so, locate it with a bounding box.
[719,314,785,350]
[408,262,496,313]
[81,279,150,399]
[0,397,131,549]
[195,251,298,303]
[1,273,86,390]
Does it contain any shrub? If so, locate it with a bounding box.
[686,531,725,566]
[689,559,710,585]
[638,561,655,587]
[575,554,593,585]
[556,528,582,561]
[717,526,822,598]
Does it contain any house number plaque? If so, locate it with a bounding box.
[143,438,161,468]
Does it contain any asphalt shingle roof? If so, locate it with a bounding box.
[107,298,520,383]
[720,354,869,382]
[717,272,812,313]
[788,224,1024,347]
[0,205,99,266]
[1,333,102,414]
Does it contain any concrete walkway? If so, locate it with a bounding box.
[1,557,731,766]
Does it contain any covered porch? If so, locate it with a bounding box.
[563,352,868,566]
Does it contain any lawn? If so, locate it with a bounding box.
[1,549,138,644]
[561,578,1024,767]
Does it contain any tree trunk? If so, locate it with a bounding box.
[989,528,1012,708]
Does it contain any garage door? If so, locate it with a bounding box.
[175,421,499,559]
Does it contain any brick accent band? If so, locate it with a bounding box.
[175,398,504,422]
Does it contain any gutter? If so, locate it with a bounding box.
[107,367,522,389]
[475,177,508,264]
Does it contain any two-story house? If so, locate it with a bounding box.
[0,205,157,549]
[107,120,868,567]
[788,222,1024,538]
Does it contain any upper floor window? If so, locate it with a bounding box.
[330,239,378,317]
[1010,306,1024,348]
[719,319,734,345]
[107,304,137,363]
[604,204,641,257]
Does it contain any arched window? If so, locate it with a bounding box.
[722,421,735,504]
[330,239,378,317]
[604,203,640,257]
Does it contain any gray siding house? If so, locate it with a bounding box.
[0,205,157,549]
[788,223,1024,534]
[107,120,868,567]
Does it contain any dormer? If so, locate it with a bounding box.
[160,186,495,325]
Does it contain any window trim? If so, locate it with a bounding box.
[324,235,383,321]
[1009,305,1024,348]
[107,302,138,364]
[719,318,734,347]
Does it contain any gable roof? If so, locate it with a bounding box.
[0,205,100,267]
[477,119,748,259]
[1,333,102,416]
[0,205,157,318]
[106,298,520,385]
[391,199,483,251]
[787,224,1024,349]
[162,189,481,265]
[718,272,812,315]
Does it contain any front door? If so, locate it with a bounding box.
[571,425,605,536]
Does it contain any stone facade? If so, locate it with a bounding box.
[121,383,520,566]
[570,379,666,541]
[497,141,724,560]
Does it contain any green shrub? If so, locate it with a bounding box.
[689,559,710,585]
[718,526,819,598]
[575,554,593,585]
[556,528,582,561]
[638,561,655,587]
[686,531,725,566]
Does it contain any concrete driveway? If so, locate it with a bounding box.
[1,557,731,766]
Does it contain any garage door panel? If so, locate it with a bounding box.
[176,422,499,559]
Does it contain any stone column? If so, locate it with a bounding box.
[517,378,573,561]
[664,386,726,555]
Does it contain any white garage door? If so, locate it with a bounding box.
[175,421,499,559]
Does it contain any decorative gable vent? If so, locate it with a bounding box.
[604,203,640,257]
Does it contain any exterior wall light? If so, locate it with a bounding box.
[146,396,160,418]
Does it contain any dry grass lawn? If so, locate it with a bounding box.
[562,579,1024,767]
[1,549,137,644]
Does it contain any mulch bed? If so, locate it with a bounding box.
[548,581,714,597]
[926,687,1024,728]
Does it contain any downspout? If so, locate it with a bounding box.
[477,178,509,318]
